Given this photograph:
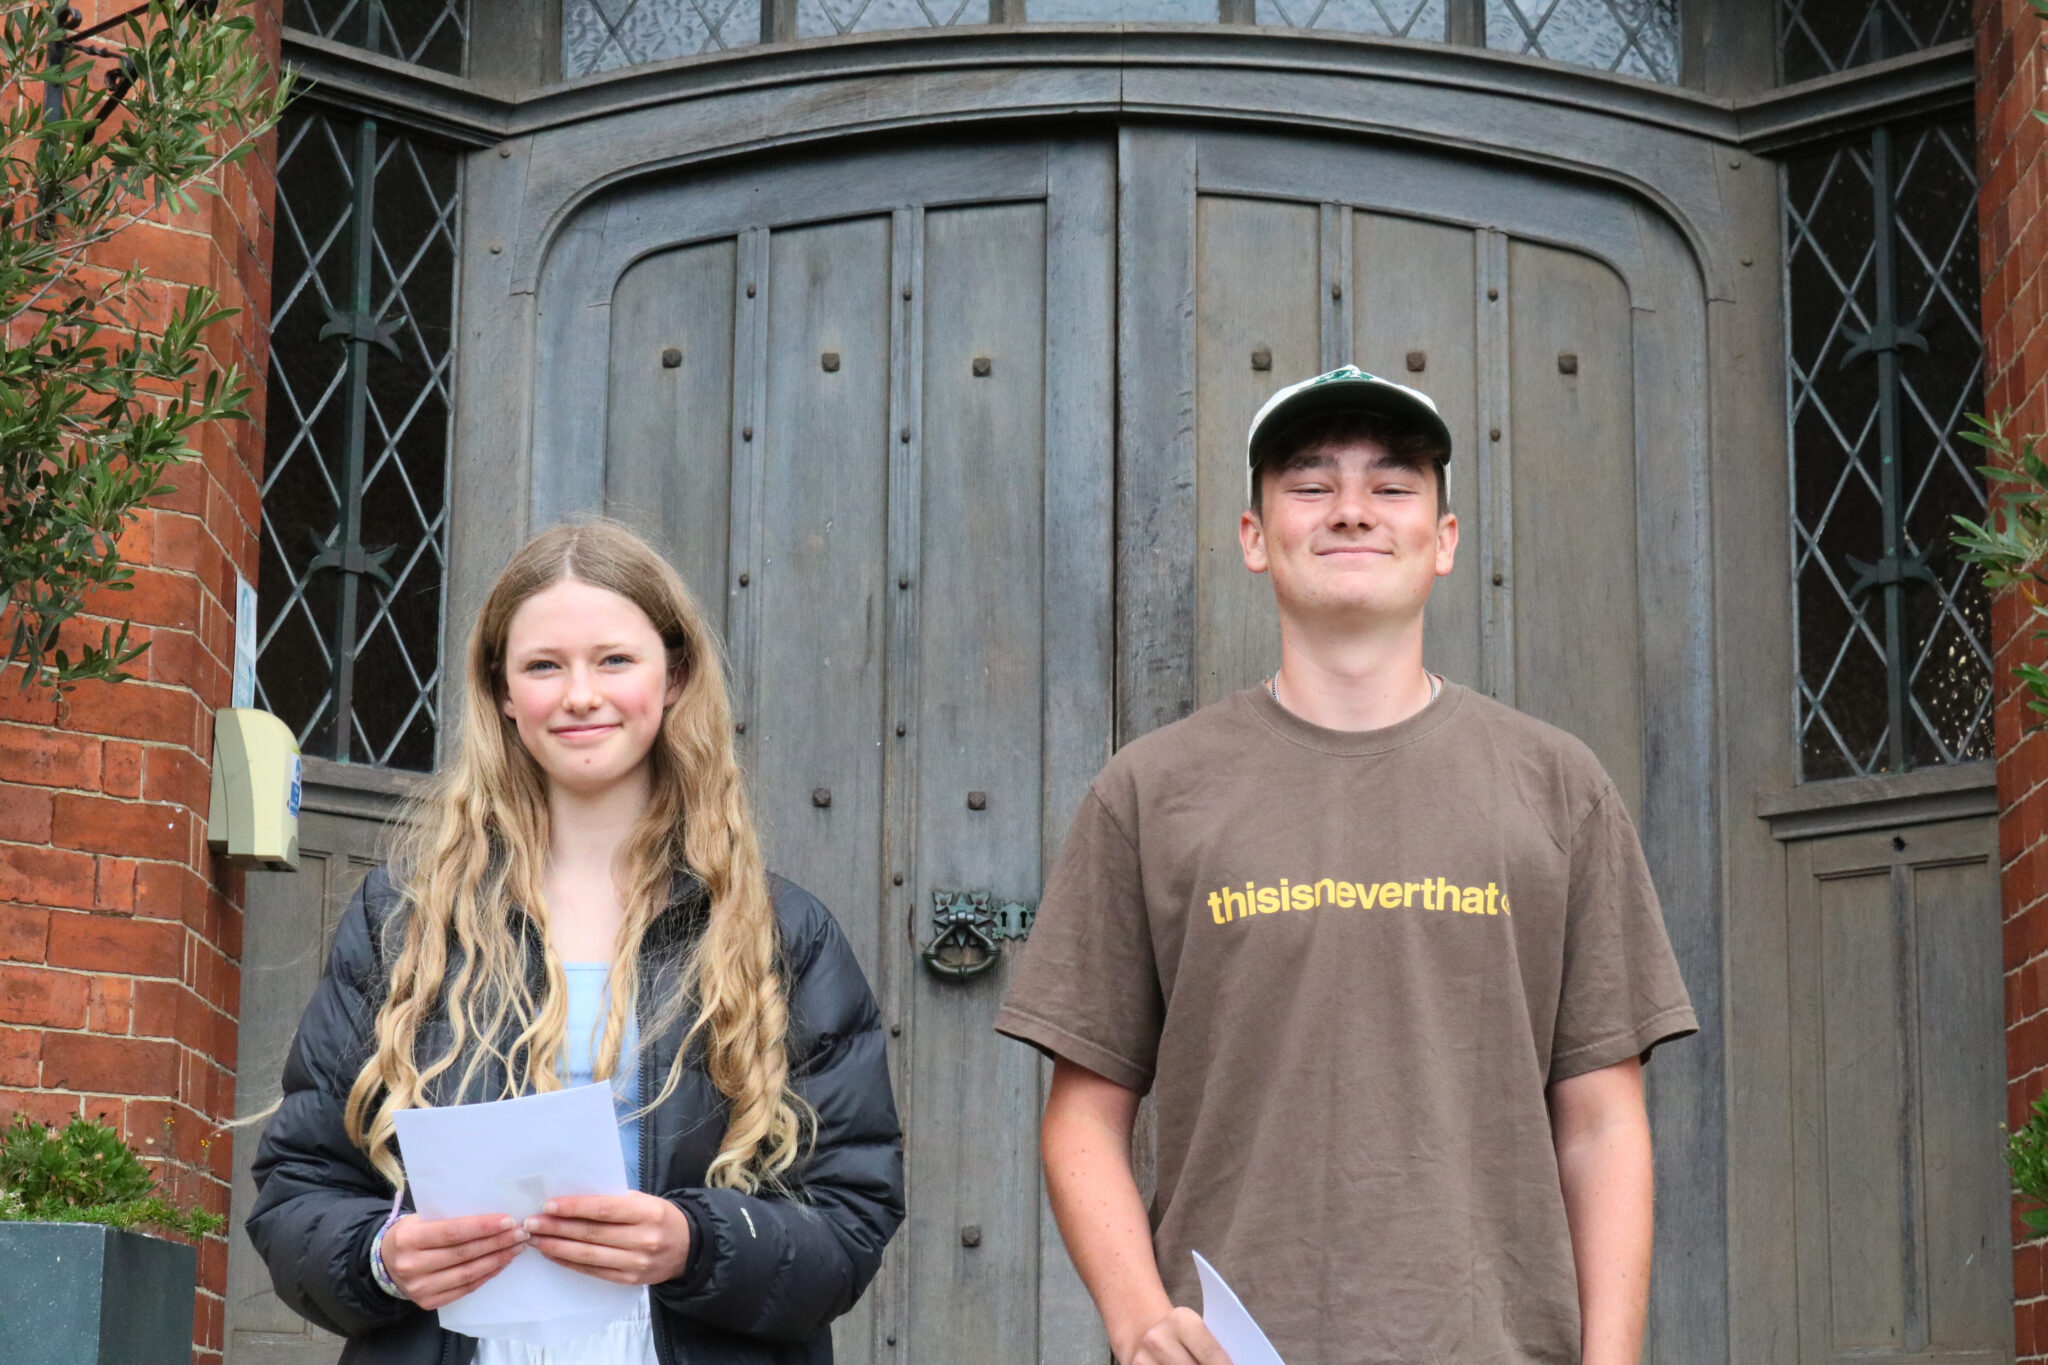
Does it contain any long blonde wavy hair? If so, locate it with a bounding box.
[344,519,808,1194]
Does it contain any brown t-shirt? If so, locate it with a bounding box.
[995,683,1696,1365]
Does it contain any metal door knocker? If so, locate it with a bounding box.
[921,890,1035,981]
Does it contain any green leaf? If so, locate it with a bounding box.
[0,1115,222,1241]
[0,0,285,697]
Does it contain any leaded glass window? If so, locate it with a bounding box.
[563,0,762,75]
[1019,0,1206,19]
[1483,0,1678,82]
[564,0,1682,83]
[285,0,469,75]
[258,106,460,771]
[1779,0,1969,85]
[1253,0,1444,38]
[796,0,991,39]
[1786,115,1987,780]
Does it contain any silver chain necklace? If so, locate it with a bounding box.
[1270,671,1441,706]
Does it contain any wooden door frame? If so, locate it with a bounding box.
[431,35,1791,1364]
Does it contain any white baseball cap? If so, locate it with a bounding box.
[1245,365,1454,501]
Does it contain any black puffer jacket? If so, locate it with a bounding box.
[246,868,904,1365]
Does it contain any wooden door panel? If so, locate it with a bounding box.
[1789,821,2013,1365]
[904,201,1050,1365]
[752,215,894,982]
[605,238,737,631]
[1914,857,2011,1348]
[1505,240,1644,817]
[744,219,900,1360]
[1816,864,1913,1348]
[1192,195,1318,705]
[1352,211,1483,690]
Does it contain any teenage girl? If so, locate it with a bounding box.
[246,520,905,1365]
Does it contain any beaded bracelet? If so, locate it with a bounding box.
[368,1188,407,1300]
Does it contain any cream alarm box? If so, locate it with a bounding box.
[206,708,301,870]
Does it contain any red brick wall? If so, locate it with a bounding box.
[1982,0,2048,1359]
[0,3,281,1360]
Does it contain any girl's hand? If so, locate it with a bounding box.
[524,1192,693,1284]
[381,1213,530,1309]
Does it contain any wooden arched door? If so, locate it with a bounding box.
[531,123,1722,1361]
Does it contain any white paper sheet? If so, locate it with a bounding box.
[1194,1250,1289,1365]
[393,1083,643,1346]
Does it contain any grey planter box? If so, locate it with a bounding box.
[0,1222,196,1364]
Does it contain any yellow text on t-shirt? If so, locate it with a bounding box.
[1206,877,1512,923]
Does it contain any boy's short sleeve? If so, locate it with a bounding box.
[994,785,1163,1094]
[1549,784,1699,1083]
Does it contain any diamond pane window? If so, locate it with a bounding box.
[795,0,990,39]
[1779,0,1969,85]
[1484,0,1680,82]
[286,0,468,74]
[1254,0,1444,38]
[1028,0,1210,18]
[561,0,1686,76]
[259,105,460,771]
[563,0,763,76]
[1786,115,1987,780]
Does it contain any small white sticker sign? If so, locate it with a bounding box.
[232,574,258,710]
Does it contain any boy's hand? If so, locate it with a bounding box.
[380,1213,529,1309]
[1119,1305,1234,1365]
[524,1191,693,1284]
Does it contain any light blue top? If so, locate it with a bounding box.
[562,963,643,1187]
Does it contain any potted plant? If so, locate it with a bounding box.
[0,1114,224,1363]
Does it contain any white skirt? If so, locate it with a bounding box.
[472,1291,659,1365]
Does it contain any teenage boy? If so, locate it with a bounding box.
[994,366,1697,1365]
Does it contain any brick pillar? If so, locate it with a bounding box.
[1981,1,2048,1359]
[0,4,280,1361]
